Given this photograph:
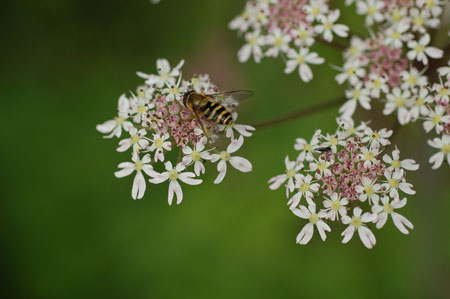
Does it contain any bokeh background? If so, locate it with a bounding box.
[2,1,450,298]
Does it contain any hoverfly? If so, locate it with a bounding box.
[182,90,253,131]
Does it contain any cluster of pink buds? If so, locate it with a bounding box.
[96,58,254,204]
[229,0,349,82]
[269,118,419,248]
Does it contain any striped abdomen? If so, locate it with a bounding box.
[198,99,233,126]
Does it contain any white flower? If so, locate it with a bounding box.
[400,68,428,90]
[432,80,450,103]
[264,28,291,57]
[182,137,211,176]
[304,0,328,22]
[341,207,377,249]
[345,83,371,111]
[315,10,348,42]
[356,176,381,205]
[291,24,315,47]
[288,174,320,209]
[417,0,444,17]
[373,197,414,234]
[114,153,156,200]
[361,127,392,149]
[410,87,433,121]
[410,8,440,33]
[335,60,366,85]
[428,135,450,169]
[321,133,345,153]
[292,205,331,244]
[295,130,321,162]
[162,74,185,102]
[359,147,380,168]
[337,117,367,138]
[225,124,255,140]
[148,133,172,162]
[323,193,348,221]
[137,59,184,88]
[284,48,324,82]
[238,31,264,63]
[438,61,450,78]
[423,105,450,134]
[309,158,332,179]
[381,169,415,200]
[384,21,411,49]
[384,87,412,125]
[96,94,133,138]
[383,148,420,171]
[407,34,443,65]
[365,73,388,98]
[357,0,385,26]
[211,135,252,184]
[149,161,202,205]
[117,128,149,153]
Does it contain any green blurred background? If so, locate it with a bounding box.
[2,1,450,298]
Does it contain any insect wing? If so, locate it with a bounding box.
[207,90,254,106]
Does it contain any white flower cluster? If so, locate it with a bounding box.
[336,1,448,168]
[269,118,419,248]
[229,0,349,82]
[97,58,254,204]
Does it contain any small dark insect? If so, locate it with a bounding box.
[317,146,332,152]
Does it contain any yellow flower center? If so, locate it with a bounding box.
[300,183,310,193]
[389,179,399,188]
[407,76,417,85]
[191,77,200,85]
[392,10,402,22]
[309,213,319,224]
[415,45,425,53]
[323,21,333,30]
[439,87,449,96]
[426,0,435,8]
[364,152,374,161]
[352,89,361,99]
[160,72,169,79]
[170,87,179,94]
[383,203,393,214]
[191,150,201,161]
[318,162,328,171]
[135,161,143,171]
[256,12,265,22]
[392,160,401,169]
[130,135,139,144]
[392,31,401,40]
[350,47,359,56]
[298,30,308,40]
[304,144,312,151]
[138,105,147,114]
[286,169,296,178]
[364,185,374,196]
[351,216,362,227]
[155,138,164,149]
[395,97,405,107]
[367,6,376,15]
[442,144,450,154]
[274,37,283,47]
[220,151,231,161]
[137,90,145,98]
[296,54,305,64]
[414,16,424,26]
[311,7,320,15]
[373,79,381,89]
[432,115,441,124]
[249,37,258,46]
[347,67,356,75]
[415,97,424,106]
[115,117,125,125]
[331,200,341,211]
[347,127,356,135]
[329,137,338,145]
[169,169,178,181]
[371,132,380,140]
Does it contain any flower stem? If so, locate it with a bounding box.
[251,96,346,129]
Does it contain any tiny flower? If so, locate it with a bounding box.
[269,156,303,191]
[335,60,366,85]
[96,94,133,138]
[137,59,184,88]
[323,193,348,221]
[341,207,377,249]
[428,135,450,169]
[117,128,149,153]
[373,196,414,234]
[356,0,385,26]
[225,124,256,140]
[381,169,415,200]
[285,48,325,82]
[292,205,331,244]
[211,135,252,184]
[182,137,211,176]
[361,127,392,148]
[407,33,443,65]
[384,87,412,125]
[288,174,320,208]
[149,161,202,205]
[315,10,349,42]
[383,148,420,171]
[359,147,380,168]
[238,31,264,63]
[114,153,156,200]
[148,133,172,162]
[356,177,381,205]
[295,130,322,162]
[264,28,291,57]
[423,105,450,134]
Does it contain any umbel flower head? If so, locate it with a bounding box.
[97,58,254,204]
[269,118,419,248]
[229,0,349,82]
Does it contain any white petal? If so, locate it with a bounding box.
[296,223,314,244]
[229,156,252,172]
[358,226,376,249]
[132,171,146,200]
